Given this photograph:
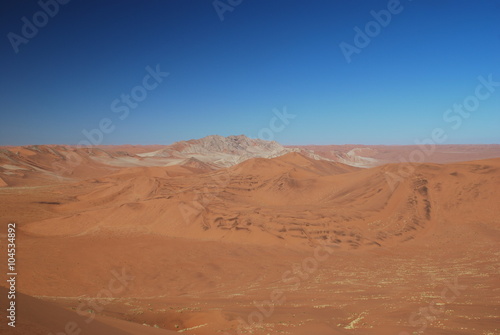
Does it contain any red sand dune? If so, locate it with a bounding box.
[0,143,499,334]
[292,144,500,167]
[0,287,177,335]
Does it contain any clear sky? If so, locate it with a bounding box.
[1,0,499,145]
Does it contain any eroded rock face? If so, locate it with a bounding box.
[172,135,285,154]
[161,135,295,164]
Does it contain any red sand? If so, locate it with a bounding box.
[0,145,499,334]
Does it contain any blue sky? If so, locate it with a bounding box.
[1,0,499,145]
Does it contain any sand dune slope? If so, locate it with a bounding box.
[0,153,499,334]
[0,287,177,335]
[20,155,500,250]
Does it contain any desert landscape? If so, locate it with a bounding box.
[0,136,499,334]
[2,1,499,334]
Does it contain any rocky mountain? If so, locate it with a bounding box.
[138,135,304,167]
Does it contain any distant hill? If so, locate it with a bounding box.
[1,136,499,186]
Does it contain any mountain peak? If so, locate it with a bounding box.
[146,135,293,168]
[170,134,283,155]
